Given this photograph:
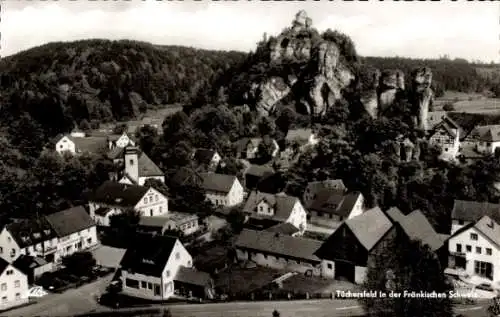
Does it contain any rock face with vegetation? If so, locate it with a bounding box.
[411,67,434,130]
[233,10,357,118]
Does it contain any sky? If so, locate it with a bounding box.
[1,1,499,62]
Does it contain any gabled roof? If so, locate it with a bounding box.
[387,208,447,251]
[245,165,275,178]
[107,147,125,160]
[264,222,300,236]
[481,126,500,142]
[71,136,109,154]
[472,215,500,248]
[285,128,314,142]
[427,111,448,129]
[305,179,346,197]
[94,207,112,217]
[138,216,170,228]
[4,218,57,249]
[193,149,218,165]
[89,181,150,207]
[13,255,48,274]
[243,191,300,222]
[451,199,500,223]
[344,207,393,251]
[199,173,238,194]
[45,206,95,238]
[137,152,164,177]
[235,229,322,262]
[174,266,212,287]
[119,233,178,277]
[309,191,362,217]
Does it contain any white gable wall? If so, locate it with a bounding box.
[161,240,193,298]
[0,230,21,263]
[0,264,29,310]
[55,136,76,155]
[286,201,308,233]
[134,188,169,217]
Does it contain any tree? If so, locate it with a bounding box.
[361,227,453,317]
[108,208,141,247]
[113,123,128,135]
[257,116,276,136]
[62,251,96,276]
[442,103,455,112]
[272,309,280,317]
[79,119,91,131]
[226,208,246,233]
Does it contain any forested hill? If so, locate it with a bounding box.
[0,39,246,137]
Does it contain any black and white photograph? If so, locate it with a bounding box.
[0,1,499,316]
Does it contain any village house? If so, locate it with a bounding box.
[302,179,347,207]
[0,218,58,264]
[470,125,500,155]
[447,214,500,285]
[54,131,135,156]
[315,207,393,284]
[234,229,323,275]
[137,213,200,237]
[12,255,52,285]
[307,191,365,229]
[0,206,98,267]
[199,173,245,207]
[285,128,320,149]
[428,116,462,160]
[89,181,169,227]
[236,137,280,160]
[119,146,165,186]
[426,111,449,131]
[44,206,99,265]
[243,164,275,190]
[243,191,308,234]
[0,258,29,311]
[450,199,500,235]
[119,234,213,300]
[192,149,222,172]
[264,222,301,237]
[316,207,448,284]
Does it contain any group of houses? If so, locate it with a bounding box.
[427,111,500,163]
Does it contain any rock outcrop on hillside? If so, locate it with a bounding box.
[411,67,434,130]
[246,10,356,118]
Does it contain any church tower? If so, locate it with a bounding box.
[124,146,140,184]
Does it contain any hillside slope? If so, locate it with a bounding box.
[0,39,246,136]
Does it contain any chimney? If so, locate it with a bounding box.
[124,146,140,184]
[488,219,495,229]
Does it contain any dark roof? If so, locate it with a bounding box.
[305,180,346,197]
[264,223,299,236]
[309,191,362,217]
[13,255,48,274]
[200,173,238,193]
[137,152,164,177]
[72,136,108,153]
[344,207,393,251]
[138,216,169,228]
[0,258,10,275]
[95,207,112,217]
[243,191,299,222]
[174,266,212,287]
[193,149,218,165]
[245,165,275,178]
[388,209,447,251]
[451,199,500,223]
[5,218,57,248]
[107,147,125,160]
[119,234,178,277]
[385,207,406,223]
[89,181,149,207]
[471,215,500,247]
[235,229,322,262]
[45,206,95,238]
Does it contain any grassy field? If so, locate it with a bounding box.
[434,91,500,114]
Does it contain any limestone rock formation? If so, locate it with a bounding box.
[411,67,434,130]
[377,70,405,115]
[360,69,381,118]
[250,11,355,118]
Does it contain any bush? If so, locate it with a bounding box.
[62,251,96,276]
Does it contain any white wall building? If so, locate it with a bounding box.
[199,173,245,207]
[0,259,29,311]
[120,146,165,186]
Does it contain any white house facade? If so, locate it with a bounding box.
[0,260,29,311]
[200,173,245,207]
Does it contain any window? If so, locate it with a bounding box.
[10,249,15,258]
[66,246,72,252]
[263,254,267,259]
[166,270,170,278]
[87,238,92,244]
[187,260,192,266]
[474,260,493,279]
[476,247,482,254]
[470,233,478,241]
[487,248,493,255]
[1,297,6,303]
[129,159,134,166]
[150,209,153,216]
[466,245,472,252]
[7,237,11,243]
[259,206,263,212]
[1,283,6,291]
[6,270,13,276]
[149,197,153,203]
[456,244,462,253]
[445,148,448,152]
[14,280,20,288]
[125,278,139,289]
[458,220,464,225]
[155,195,159,202]
[147,282,152,290]
[144,198,148,204]
[15,293,20,300]
[159,207,163,213]
[141,281,147,289]
[327,263,333,270]
[175,252,180,260]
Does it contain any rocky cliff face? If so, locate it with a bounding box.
[247,10,356,118]
[411,67,434,130]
